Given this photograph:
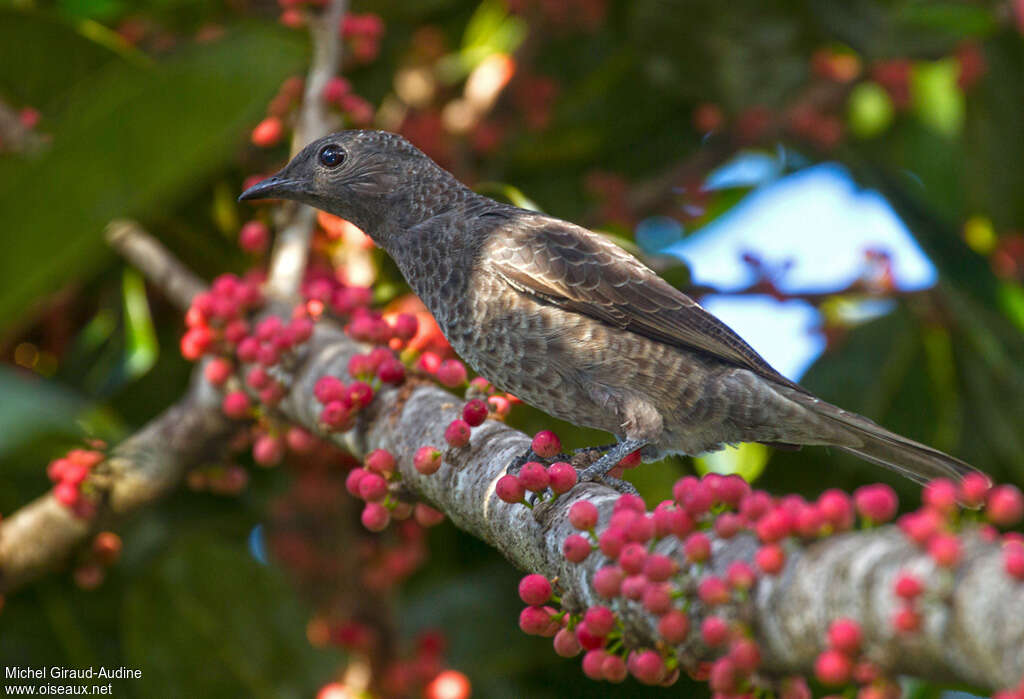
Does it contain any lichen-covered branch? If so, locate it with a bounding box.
[265,0,348,300]
[0,372,233,593]
[261,320,1023,690]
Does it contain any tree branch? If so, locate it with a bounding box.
[106,219,205,310]
[265,0,348,300]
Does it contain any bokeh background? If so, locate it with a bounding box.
[1,0,1023,696]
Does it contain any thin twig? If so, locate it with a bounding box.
[106,219,206,310]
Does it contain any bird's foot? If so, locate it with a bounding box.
[505,446,542,476]
[575,439,648,493]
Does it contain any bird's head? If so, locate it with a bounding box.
[239,130,458,243]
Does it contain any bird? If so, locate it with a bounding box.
[240,129,979,487]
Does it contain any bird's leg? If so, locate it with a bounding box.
[576,438,648,489]
[505,447,541,476]
[565,443,619,462]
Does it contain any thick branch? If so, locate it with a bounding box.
[0,372,232,593]
[262,321,1023,690]
[265,0,347,300]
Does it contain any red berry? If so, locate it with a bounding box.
[714,512,744,539]
[854,484,899,523]
[892,606,921,633]
[347,381,375,408]
[624,513,655,543]
[827,618,862,654]
[598,527,626,559]
[414,446,443,475]
[531,430,561,459]
[424,670,470,699]
[698,576,730,606]
[180,326,212,360]
[518,461,550,492]
[728,638,761,674]
[562,534,591,562]
[628,650,666,686]
[221,391,250,419]
[620,575,646,600]
[204,357,233,386]
[518,574,552,605]
[364,448,396,475]
[358,473,388,502]
[518,605,555,635]
[642,554,677,582]
[642,583,672,614]
[894,572,924,599]
[987,485,1024,527]
[547,462,577,494]
[601,654,627,683]
[923,478,957,513]
[709,657,737,693]
[345,468,367,497]
[657,610,689,643]
[756,507,794,542]
[461,399,488,427]
[584,606,616,637]
[818,489,854,530]
[683,533,711,563]
[414,504,445,527]
[360,502,390,531]
[618,542,647,575]
[444,419,471,447]
[377,358,406,384]
[436,359,467,387]
[1003,543,1024,580]
[54,481,80,507]
[553,628,581,657]
[252,435,284,467]
[755,544,786,574]
[92,531,122,565]
[593,566,624,598]
[581,650,608,680]
[701,616,729,646]
[314,376,346,404]
[726,561,757,590]
[251,116,283,147]
[239,220,269,253]
[928,533,962,568]
[320,400,353,429]
[322,76,351,103]
[959,472,991,508]
[495,474,525,503]
[814,649,852,686]
[575,622,605,650]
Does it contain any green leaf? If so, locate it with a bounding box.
[473,181,543,211]
[122,268,158,380]
[0,22,306,330]
[695,442,769,482]
[911,58,965,137]
[122,536,338,699]
[848,81,895,138]
[897,3,998,37]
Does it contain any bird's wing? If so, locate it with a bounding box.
[484,215,803,390]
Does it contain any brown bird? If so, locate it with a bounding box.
[240,130,978,486]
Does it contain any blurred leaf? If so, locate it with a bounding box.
[911,58,964,137]
[0,365,122,460]
[0,21,305,331]
[122,268,157,380]
[896,3,998,37]
[474,181,543,211]
[695,442,769,482]
[848,81,894,138]
[438,0,526,80]
[122,536,338,699]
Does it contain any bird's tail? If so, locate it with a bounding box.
[780,388,979,486]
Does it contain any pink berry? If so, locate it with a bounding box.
[756,507,794,542]
[444,419,471,447]
[657,610,689,643]
[593,566,624,598]
[239,220,269,253]
[584,606,616,637]
[575,622,605,650]
[726,561,757,590]
[531,430,561,459]
[314,376,346,404]
[728,638,761,674]
[252,435,284,467]
[320,400,353,429]
[624,514,655,543]
[818,489,854,530]
[519,606,555,636]
[756,544,786,575]
[618,542,647,574]
[628,650,666,686]
[1003,544,1024,580]
[495,474,525,503]
[518,574,552,605]
[436,359,467,387]
[894,572,924,599]
[714,512,744,539]
[620,575,646,600]
[221,391,250,419]
[518,461,550,492]
[814,649,852,686]
[547,462,577,494]
[698,576,730,606]
[553,628,581,657]
[204,357,233,386]
[642,554,677,582]
[601,654,627,683]
[347,381,374,408]
[854,483,899,523]
[54,481,80,507]
[959,472,991,507]
[357,473,388,502]
[361,502,390,531]
[683,533,711,563]
[827,618,862,654]
[364,448,396,475]
[562,535,592,562]
[377,358,405,384]
[701,616,729,646]
[414,446,443,475]
[642,583,672,614]
[709,657,737,693]
[251,116,283,147]
[892,606,921,633]
[928,533,962,568]
[987,485,1024,527]
[461,399,488,427]
[414,504,445,527]
[581,650,608,680]
[598,527,626,559]
[344,468,367,497]
[923,478,958,513]
[391,312,418,341]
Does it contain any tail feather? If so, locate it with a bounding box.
[780,389,979,486]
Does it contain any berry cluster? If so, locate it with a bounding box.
[502,469,1024,692]
[47,446,106,517]
[72,532,122,590]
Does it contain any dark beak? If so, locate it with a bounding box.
[238,174,302,202]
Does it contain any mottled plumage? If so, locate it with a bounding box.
[241,130,979,485]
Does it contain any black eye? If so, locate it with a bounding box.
[318,144,346,168]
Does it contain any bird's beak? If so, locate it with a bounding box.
[238,173,302,203]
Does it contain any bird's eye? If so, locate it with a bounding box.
[318,144,346,168]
